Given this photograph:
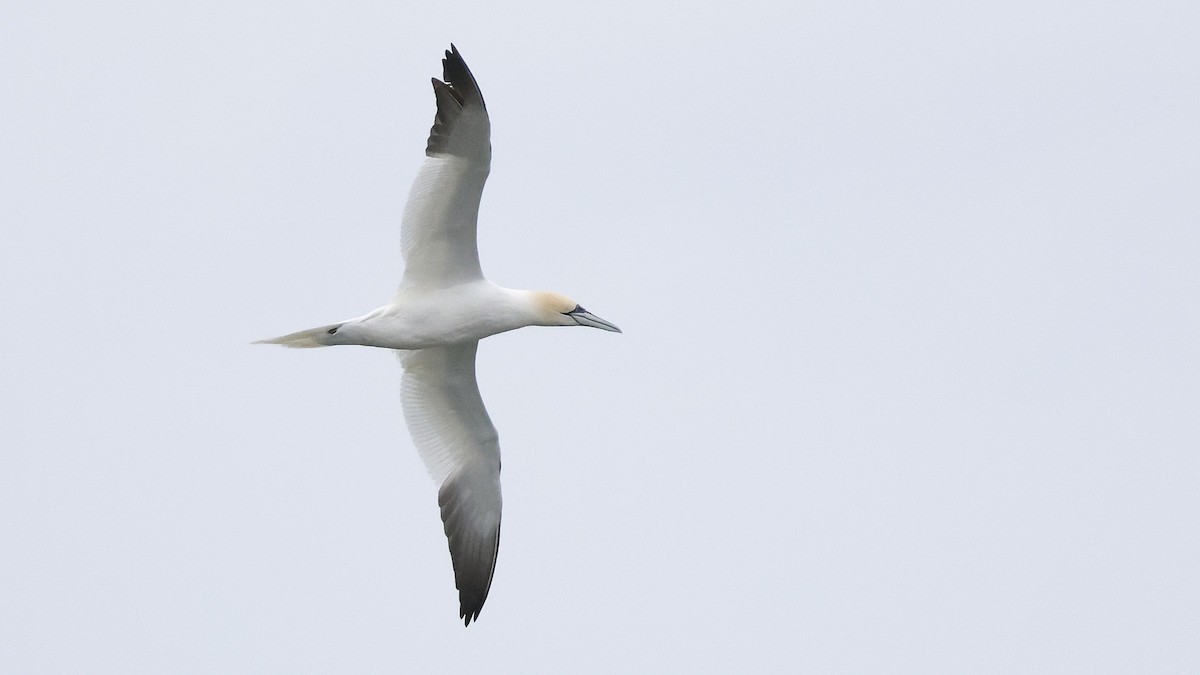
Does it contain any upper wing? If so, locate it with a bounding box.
[400,45,492,287]
[399,342,501,626]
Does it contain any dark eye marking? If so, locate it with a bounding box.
[327,327,339,334]
[562,304,586,316]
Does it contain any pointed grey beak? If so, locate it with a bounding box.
[568,307,622,333]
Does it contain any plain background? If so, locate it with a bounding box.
[2,1,1197,672]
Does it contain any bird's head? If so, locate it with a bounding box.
[532,291,622,333]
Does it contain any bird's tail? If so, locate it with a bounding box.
[253,322,343,348]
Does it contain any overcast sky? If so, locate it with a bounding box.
[2,1,1198,672]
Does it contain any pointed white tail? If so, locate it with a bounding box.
[253,323,342,348]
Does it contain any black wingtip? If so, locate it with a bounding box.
[439,45,485,109]
[437,469,501,628]
[458,593,486,627]
[424,44,489,158]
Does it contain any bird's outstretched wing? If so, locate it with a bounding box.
[400,45,491,287]
[399,342,501,626]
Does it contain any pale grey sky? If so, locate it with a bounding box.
[2,1,1198,672]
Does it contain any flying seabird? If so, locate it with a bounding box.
[256,45,621,625]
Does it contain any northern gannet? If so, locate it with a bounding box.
[257,45,621,625]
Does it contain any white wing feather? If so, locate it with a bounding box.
[400,157,488,286]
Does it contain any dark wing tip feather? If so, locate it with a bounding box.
[441,45,485,110]
[438,474,501,627]
[425,44,488,158]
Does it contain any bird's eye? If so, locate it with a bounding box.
[327,327,339,334]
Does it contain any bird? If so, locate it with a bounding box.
[255,45,621,626]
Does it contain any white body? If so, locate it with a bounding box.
[344,283,543,350]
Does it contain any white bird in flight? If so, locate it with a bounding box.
[256,45,621,625]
